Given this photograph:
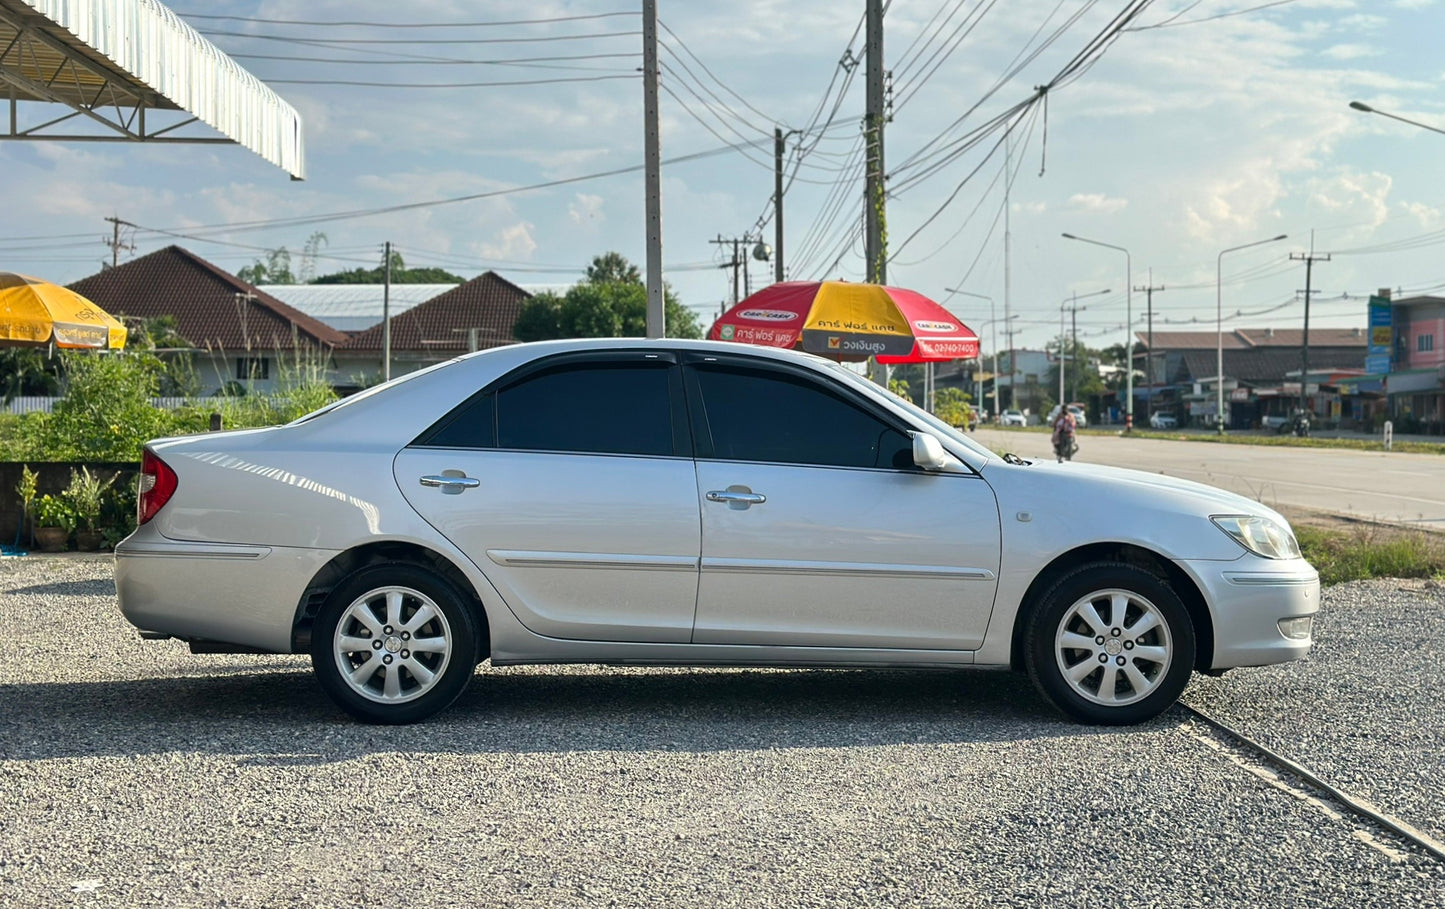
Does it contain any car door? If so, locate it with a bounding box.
[683,353,1002,651]
[395,350,700,643]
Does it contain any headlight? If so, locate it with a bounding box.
[1211,515,1302,560]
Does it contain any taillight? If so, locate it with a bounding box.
[137,449,178,525]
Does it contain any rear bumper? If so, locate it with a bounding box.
[114,533,334,653]
[1180,556,1320,669]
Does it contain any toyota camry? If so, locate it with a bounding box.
[116,338,1318,725]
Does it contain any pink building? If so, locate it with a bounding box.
[1391,295,1445,430]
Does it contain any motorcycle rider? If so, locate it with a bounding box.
[1051,406,1078,462]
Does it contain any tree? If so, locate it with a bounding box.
[312,265,466,285]
[299,231,328,283]
[512,253,701,341]
[125,315,198,396]
[310,248,464,285]
[237,248,295,285]
[0,348,60,403]
[586,251,642,285]
[932,387,973,427]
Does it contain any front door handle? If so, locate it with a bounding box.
[420,474,481,494]
[706,488,766,509]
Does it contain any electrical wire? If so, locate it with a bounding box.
[265,74,637,88]
[176,11,638,28]
[126,140,771,240]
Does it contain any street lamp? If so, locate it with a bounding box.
[1217,234,1288,434]
[1349,101,1445,136]
[945,287,996,416]
[1062,233,1132,431]
[1057,287,1112,411]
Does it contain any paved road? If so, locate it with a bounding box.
[969,427,1445,531]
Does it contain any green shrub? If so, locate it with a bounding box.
[61,467,116,533]
[33,494,76,533]
[41,352,169,461]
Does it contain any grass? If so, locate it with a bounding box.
[1294,523,1445,585]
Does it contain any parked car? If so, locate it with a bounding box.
[1000,408,1027,426]
[116,339,1319,727]
[1149,412,1178,430]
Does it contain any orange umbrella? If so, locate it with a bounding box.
[0,272,127,349]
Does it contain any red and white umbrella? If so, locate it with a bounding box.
[708,280,978,363]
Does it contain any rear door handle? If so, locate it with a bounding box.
[420,474,481,494]
[706,489,766,508]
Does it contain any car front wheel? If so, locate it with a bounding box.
[1024,562,1195,725]
[311,563,479,724]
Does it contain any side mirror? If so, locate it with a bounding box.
[911,432,964,472]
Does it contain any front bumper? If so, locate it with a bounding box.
[1180,555,1320,669]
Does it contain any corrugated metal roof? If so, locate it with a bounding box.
[0,0,304,178]
[1137,328,1368,351]
[258,285,460,333]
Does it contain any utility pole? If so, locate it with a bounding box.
[1070,302,1080,405]
[382,240,392,382]
[1003,133,1013,409]
[642,0,664,338]
[774,127,786,282]
[863,0,888,387]
[1290,241,1330,417]
[710,235,743,305]
[103,216,135,268]
[1134,277,1164,423]
[863,0,886,284]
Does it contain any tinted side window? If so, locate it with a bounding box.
[422,392,496,448]
[692,364,912,469]
[497,362,676,456]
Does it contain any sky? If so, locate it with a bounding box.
[2,0,1443,357]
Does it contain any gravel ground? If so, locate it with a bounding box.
[2,557,1443,908]
[1185,578,1445,845]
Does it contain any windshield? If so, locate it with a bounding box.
[823,361,1000,463]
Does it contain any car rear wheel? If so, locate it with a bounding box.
[1024,562,1194,725]
[311,563,479,724]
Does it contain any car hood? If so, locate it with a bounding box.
[1027,459,1286,522]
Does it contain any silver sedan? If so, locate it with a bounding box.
[116,338,1319,725]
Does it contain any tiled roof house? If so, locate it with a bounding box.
[69,246,349,394]
[337,271,530,385]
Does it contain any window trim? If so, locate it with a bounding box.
[411,349,692,458]
[679,351,920,472]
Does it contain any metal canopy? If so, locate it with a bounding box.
[0,0,304,178]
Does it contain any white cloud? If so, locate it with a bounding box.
[1304,170,1392,229]
[1323,44,1380,60]
[1067,194,1127,214]
[1399,201,1444,229]
[568,193,606,226]
[481,222,538,261]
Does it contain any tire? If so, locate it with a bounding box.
[310,563,480,724]
[1024,562,1195,725]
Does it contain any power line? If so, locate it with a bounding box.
[127,140,771,240]
[177,11,638,28]
[200,29,640,46]
[265,74,637,88]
